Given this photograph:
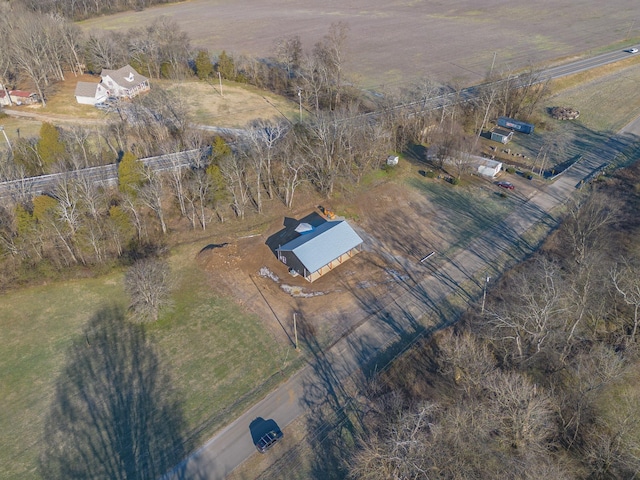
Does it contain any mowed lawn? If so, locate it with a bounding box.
[0,242,285,479]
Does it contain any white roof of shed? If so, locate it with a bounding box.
[472,155,502,168]
[279,220,363,273]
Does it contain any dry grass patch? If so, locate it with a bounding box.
[548,61,640,132]
[551,55,640,93]
[40,74,106,119]
[156,78,299,127]
[0,114,41,142]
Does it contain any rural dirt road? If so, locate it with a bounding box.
[164,127,638,480]
[2,108,105,126]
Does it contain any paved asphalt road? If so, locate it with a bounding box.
[1,44,636,201]
[163,51,640,480]
[541,47,640,80]
[0,149,209,201]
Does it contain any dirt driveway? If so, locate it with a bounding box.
[80,0,640,88]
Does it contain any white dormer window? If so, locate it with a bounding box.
[126,72,134,82]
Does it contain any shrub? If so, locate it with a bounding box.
[426,170,437,179]
[506,167,516,174]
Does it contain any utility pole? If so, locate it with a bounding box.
[293,313,299,351]
[481,276,490,314]
[489,51,497,78]
[297,88,302,122]
[0,126,11,153]
[218,71,223,97]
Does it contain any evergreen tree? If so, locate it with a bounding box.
[32,195,58,222]
[216,51,235,80]
[206,163,228,207]
[15,204,34,237]
[118,152,145,197]
[211,136,232,160]
[195,50,213,80]
[36,123,65,171]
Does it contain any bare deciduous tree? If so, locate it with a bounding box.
[135,168,168,235]
[484,258,566,364]
[274,35,302,77]
[85,33,127,71]
[562,192,618,266]
[275,143,308,208]
[124,257,171,322]
[219,153,249,219]
[313,22,349,109]
[485,370,555,452]
[435,329,497,397]
[611,257,640,341]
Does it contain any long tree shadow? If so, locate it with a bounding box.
[39,306,194,479]
[297,318,364,480]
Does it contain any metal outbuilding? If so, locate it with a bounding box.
[490,127,514,144]
[474,157,503,177]
[276,220,363,282]
[497,116,535,134]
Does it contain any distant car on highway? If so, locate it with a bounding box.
[626,47,638,54]
[496,181,514,190]
[256,429,283,453]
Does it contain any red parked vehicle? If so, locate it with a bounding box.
[496,181,514,190]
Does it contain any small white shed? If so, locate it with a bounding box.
[386,155,399,166]
[490,127,514,144]
[476,157,503,177]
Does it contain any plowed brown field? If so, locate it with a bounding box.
[80,0,640,88]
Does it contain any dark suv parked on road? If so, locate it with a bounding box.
[256,429,283,453]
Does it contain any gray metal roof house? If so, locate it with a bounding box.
[276,220,363,282]
[100,65,150,99]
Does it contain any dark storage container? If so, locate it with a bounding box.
[497,116,534,134]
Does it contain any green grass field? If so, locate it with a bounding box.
[0,242,288,479]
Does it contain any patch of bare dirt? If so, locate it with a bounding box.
[196,176,443,348]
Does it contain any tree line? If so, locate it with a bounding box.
[1,1,548,117]
[347,165,640,479]
[14,0,178,21]
[0,105,394,288]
